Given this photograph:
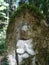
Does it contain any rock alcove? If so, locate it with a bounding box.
[6,4,49,65]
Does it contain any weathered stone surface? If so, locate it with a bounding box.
[6,5,49,65]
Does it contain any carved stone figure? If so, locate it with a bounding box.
[6,4,49,65]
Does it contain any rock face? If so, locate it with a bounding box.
[6,5,49,65]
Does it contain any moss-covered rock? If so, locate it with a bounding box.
[9,4,44,24]
[6,3,49,65]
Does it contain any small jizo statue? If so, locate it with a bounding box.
[16,23,36,65]
[6,22,37,65]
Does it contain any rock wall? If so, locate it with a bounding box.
[6,10,49,65]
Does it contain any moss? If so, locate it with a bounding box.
[21,55,33,65]
[1,57,9,65]
[36,21,41,27]
[9,4,44,25]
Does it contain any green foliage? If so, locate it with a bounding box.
[0,25,7,55]
[0,0,8,55]
[0,44,5,54]
[28,0,49,18]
